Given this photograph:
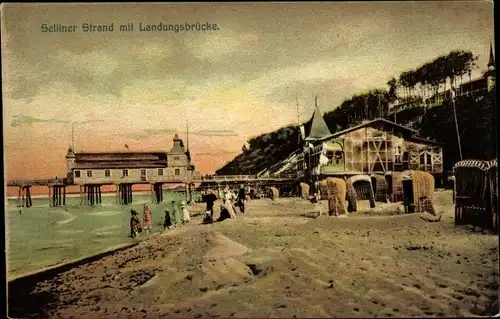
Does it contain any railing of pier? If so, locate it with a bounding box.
[7,178,65,186]
[200,174,298,182]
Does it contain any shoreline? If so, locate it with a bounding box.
[7,242,139,282]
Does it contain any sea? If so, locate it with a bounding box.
[5,190,202,279]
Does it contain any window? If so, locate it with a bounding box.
[174,156,179,161]
[419,154,426,165]
[419,152,432,171]
[334,151,343,164]
[141,169,146,176]
[122,169,128,177]
[87,170,92,177]
[175,168,180,176]
[105,169,110,177]
[158,168,164,176]
[75,170,80,178]
[402,152,410,170]
[395,146,402,164]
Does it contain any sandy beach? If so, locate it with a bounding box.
[7,190,499,318]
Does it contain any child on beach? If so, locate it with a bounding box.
[143,204,152,233]
[171,200,179,227]
[130,210,141,238]
[163,210,172,230]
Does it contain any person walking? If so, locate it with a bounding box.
[163,210,172,230]
[180,201,191,224]
[236,185,246,214]
[143,204,152,234]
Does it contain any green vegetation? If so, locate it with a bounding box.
[216,50,496,175]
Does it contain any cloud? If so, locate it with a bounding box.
[191,129,238,137]
[128,128,178,140]
[129,128,238,140]
[9,115,105,127]
[186,30,259,62]
[10,115,71,127]
[77,120,106,124]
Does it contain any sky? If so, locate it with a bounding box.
[1,2,495,183]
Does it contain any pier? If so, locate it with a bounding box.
[6,174,299,208]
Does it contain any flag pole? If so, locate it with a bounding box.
[186,119,189,151]
[296,92,300,146]
[451,86,463,160]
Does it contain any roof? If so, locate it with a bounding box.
[405,136,443,146]
[65,146,75,158]
[305,104,331,141]
[315,118,442,146]
[318,118,417,140]
[169,135,186,154]
[73,163,168,169]
[75,152,169,162]
[169,144,185,154]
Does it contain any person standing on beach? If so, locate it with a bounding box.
[163,210,173,230]
[236,185,246,214]
[171,200,180,227]
[130,210,141,238]
[204,189,217,219]
[143,204,152,233]
[180,201,191,224]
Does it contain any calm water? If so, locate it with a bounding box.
[5,191,202,278]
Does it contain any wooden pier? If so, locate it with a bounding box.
[6,174,299,208]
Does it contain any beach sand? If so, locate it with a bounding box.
[8,190,499,318]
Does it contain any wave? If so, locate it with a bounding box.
[92,225,120,233]
[56,210,77,226]
[87,210,122,217]
[57,229,85,234]
[93,231,114,236]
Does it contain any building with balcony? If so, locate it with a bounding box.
[297,104,443,182]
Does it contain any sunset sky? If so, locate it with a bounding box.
[1,2,494,183]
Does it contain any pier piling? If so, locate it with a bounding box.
[50,185,67,207]
[79,184,102,206]
[153,183,163,203]
[19,185,33,208]
[118,184,133,205]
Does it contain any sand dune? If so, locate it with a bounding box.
[7,191,499,318]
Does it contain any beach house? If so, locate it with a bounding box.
[297,105,444,183]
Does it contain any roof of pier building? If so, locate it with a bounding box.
[72,152,170,169]
[68,134,191,170]
[169,133,186,154]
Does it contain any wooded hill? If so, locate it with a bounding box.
[216,50,496,175]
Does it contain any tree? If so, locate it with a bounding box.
[387,77,398,102]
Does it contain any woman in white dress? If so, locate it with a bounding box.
[179,200,191,224]
[222,188,237,218]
